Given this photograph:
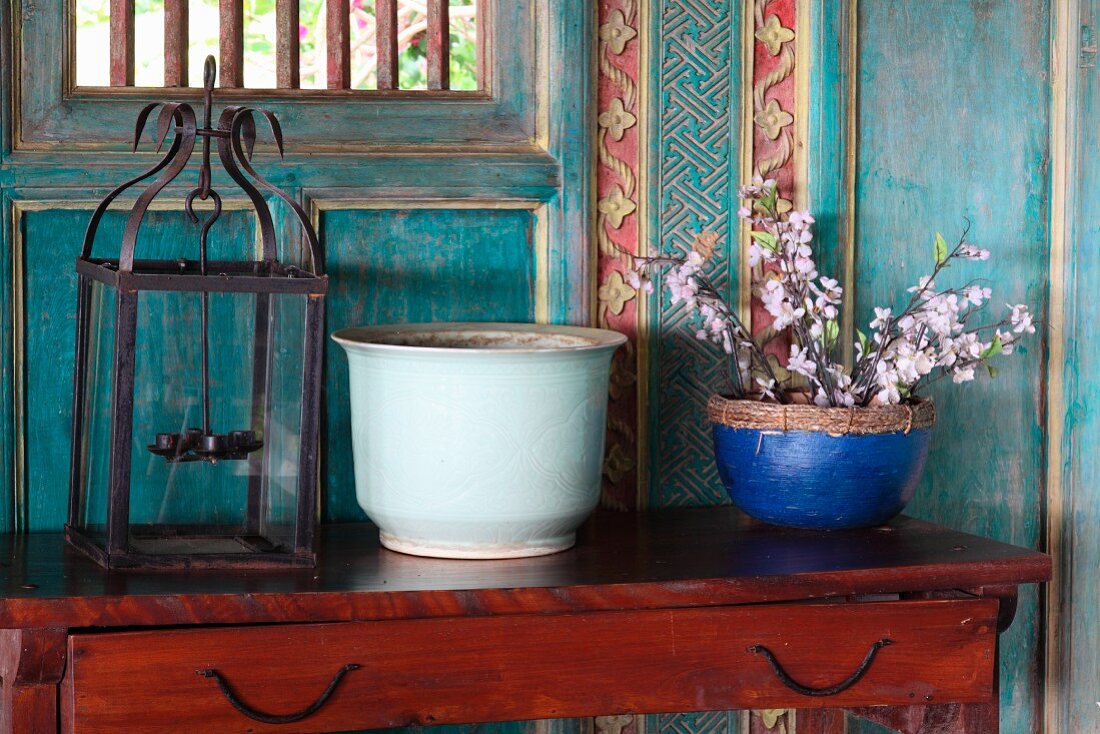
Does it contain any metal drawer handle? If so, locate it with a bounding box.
[748,638,893,697]
[197,663,361,724]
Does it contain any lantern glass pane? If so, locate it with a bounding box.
[76,277,118,542]
[122,288,307,555]
[259,292,309,550]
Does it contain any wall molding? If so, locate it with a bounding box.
[308,197,551,324]
[1045,0,1078,731]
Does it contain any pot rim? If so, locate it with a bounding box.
[331,322,627,355]
[708,393,936,436]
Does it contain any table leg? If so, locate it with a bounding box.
[0,629,67,734]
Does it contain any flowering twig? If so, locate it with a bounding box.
[629,180,1036,407]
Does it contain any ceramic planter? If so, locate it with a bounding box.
[332,323,626,559]
[708,395,936,530]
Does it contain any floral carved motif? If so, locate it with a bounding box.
[748,0,799,364]
[595,0,641,510]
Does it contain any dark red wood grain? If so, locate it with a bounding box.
[326,0,351,89]
[219,0,244,87]
[0,509,1051,630]
[427,0,450,90]
[848,702,998,733]
[275,0,300,88]
[786,710,846,733]
[108,0,134,86]
[163,0,188,86]
[376,0,399,90]
[0,629,66,734]
[64,600,997,733]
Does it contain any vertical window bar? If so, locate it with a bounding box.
[164,0,189,87]
[426,0,450,90]
[276,0,301,88]
[326,0,351,89]
[375,0,398,91]
[219,0,245,87]
[475,0,486,91]
[109,0,135,86]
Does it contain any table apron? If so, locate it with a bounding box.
[60,598,1000,734]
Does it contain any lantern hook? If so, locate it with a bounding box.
[184,186,224,270]
[197,56,216,200]
[149,187,263,464]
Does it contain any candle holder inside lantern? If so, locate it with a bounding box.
[66,57,327,569]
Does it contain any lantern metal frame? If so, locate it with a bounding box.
[66,58,328,570]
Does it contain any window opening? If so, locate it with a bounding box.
[74,0,481,91]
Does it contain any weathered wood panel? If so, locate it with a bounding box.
[163,0,188,87]
[319,206,538,522]
[427,0,451,90]
[275,0,300,89]
[218,0,245,87]
[1051,0,1100,730]
[326,0,351,89]
[0,196,14,533]
[850,2,1050,732]
[109,0,134,86]
[376,0,399,90]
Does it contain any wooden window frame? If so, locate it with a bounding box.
[15,0,532,151]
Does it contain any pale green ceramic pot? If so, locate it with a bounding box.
[332,323,627,559]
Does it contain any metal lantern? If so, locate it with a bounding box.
[66,57,327,569]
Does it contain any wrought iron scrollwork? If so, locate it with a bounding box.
[80,54,322,274]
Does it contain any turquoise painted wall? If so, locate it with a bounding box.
[321,206,538,523]
[850,3,1049,732]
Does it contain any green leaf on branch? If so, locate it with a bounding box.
[751,231,779,252]
[856,329,870,355]
[759,185,779,216]
[823,319,839,349]
[987,364,999,378]
[980,334,1003,359]
[934,232,949,266]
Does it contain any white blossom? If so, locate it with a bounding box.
[788,211,816,229]
[958,244,991,261]
[952,364,977,383]
[788,345,816,378]
[1010,304,1036,334]
[962,284,992,307]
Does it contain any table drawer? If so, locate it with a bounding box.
[62,599,997,733]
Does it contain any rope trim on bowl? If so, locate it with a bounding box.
[707,394,936,436]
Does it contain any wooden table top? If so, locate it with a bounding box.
[0,508,1050,629]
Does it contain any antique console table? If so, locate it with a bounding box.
[0,508,1049,733]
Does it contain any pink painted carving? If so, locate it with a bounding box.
[596,0,642,510]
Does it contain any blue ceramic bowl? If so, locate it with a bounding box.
[709,396,934,530]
